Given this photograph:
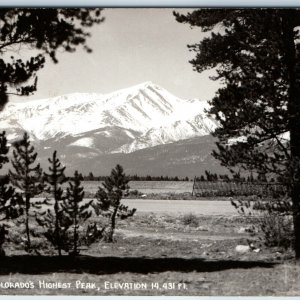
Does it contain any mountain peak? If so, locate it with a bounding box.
[104,81,159,99]
[132,81,155,89]
[0,82,217,150]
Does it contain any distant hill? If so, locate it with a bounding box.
[35,135,226,177]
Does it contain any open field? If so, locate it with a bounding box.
[80,180,194,196]
[1,208,299,296]
[79,180,284,199]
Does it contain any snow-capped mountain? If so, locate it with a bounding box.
[0,81,217,154]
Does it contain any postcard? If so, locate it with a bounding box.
[0,7,299,296]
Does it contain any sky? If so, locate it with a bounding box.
[11,8,221,102]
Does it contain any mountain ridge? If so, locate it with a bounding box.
[1,82,217,153]
[0,82,222,176]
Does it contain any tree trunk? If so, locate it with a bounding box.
[25,194,31,251]
[54,182,61,256]
[73,213,77,255]
[282,12,300,259]
[108,205,118,243]
[54,199,61,256]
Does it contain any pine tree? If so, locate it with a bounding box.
[0,9,103,110]
[0,174,23,256]
[0,131,23,256]
[93,164,136,242]
[0,131,17,220]
[0,175,23,220]
[61,171,92,255]
[9,132,44,251]
[174,9,300,258]
[88,172,94,181]
[0,131,9,168]
[40,151,68,256]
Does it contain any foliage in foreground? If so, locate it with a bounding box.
[0,131,137,255]
[232,196,294,249]
[175,8,300,258]
[0,132,24,256]
[93,164,136,242]
[61,171,92,255]
[181,213,199,227]
[0,9,104,110]
[9,132,46,252]
[36,151,69,256]
[4,162,137,255]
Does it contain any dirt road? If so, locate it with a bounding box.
[123,199,238,216]
[33,198,238,216]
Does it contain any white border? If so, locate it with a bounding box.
[0,0,299,7]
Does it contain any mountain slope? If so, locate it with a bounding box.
[35,135,226,177]
[0,82,222,176]
[1,82,217,153]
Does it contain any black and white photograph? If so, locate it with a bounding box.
[0,7,300,296]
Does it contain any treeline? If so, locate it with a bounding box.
[195,170,280,183]
[82,173,190,182]
[0,131,136,257]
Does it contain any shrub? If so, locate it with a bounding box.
[259,212,294,249]
[181,213,199,227]
[85,222,107,245]
[128,189,141,197]
[231,196,294,249]
[0,225,8,256]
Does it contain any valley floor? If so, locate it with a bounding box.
[1,212,299,296]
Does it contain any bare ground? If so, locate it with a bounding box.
[0,212,299,296]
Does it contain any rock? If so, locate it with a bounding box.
[235,245,251,253]
[237,227,247,233]
[237,226,254,233]
[197,226,209,231]
[249,242,258,250]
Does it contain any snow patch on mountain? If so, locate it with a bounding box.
[1,82,218,153]
[69,137,95,148]
[114,115,216,153]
